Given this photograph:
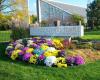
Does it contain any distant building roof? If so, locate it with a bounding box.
[42,0,87,18]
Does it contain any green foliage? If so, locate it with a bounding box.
[71,14,85,25]
[0,42,9,54]
[11,27,30,40]
[87,0,100,30]
[93,42,100,50]
[0,13,12,30]
[70,40,93,49]
[30,15,37,24]
[41,20,48,27]
[77,42,93,49]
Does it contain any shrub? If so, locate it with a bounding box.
[67,49,100,63]
[77,42,93,49]
[41,20,48,27]
[0,42,9,55]
[0,13,11,31]
[93,42,100,50]
[11,27,30,40]
[71,14,85,26]
[69,43,77,49]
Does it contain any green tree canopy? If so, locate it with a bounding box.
[71,14,84,25]
[0,0,16,13]
[30,15,37,24]
[87,0,100,30]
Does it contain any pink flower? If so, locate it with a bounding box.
[38,54,45,60]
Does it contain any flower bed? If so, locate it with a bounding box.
[6,37,85,68]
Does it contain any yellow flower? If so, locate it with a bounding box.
[56,57,66,63]
[44,51,52,57]
[56,63,67,68]
[11,50,19,60]
[41,44,49,50]
[44,50,60,57]
[52,50,60,56]
[16,50,22,53]
[29,55,37,64]
[55,57,67,68]
[52,39,63,48]
[26,48,34,53]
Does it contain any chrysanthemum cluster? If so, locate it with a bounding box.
[66,56,85,66]
[6,37,85,68]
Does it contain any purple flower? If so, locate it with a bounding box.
[22,47,29,52]
[46,40,53,46]
[32,38,38,42]
[66,56,85,66]
[66,56,75,66]
[38,38,46,43]
[13,42,17,47]
[18,51,24,56]
[32,43,40,49]
[58,50,65,57]
[75,56,85,65]
[8,51,13,57]
[6,48,14,53]
[37,43,43,46]
[23,53,33,61]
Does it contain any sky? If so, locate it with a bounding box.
[28,0,93,15]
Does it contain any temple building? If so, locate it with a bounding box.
[37,0,87,26]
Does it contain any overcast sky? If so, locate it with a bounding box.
[28,0,93,15]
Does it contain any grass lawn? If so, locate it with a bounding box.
[0,54,100,80]
[81,30,100,40]
[0,30,11,42]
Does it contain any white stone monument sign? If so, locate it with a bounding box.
[30,26,84,37]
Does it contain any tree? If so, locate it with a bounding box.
[0,0,16,13]
[0,0,29,28]
[87,0,100,30]
[29,15,37,24]
[0,13,12,30]
[71,14,85,26]
[10,0,29,27]
[41,20,48,27]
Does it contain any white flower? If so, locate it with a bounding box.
[15,43,24,49]
[47,47,56,52]
[44,56,56,67]
[27,40,33,47]
[6,46,13,50]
